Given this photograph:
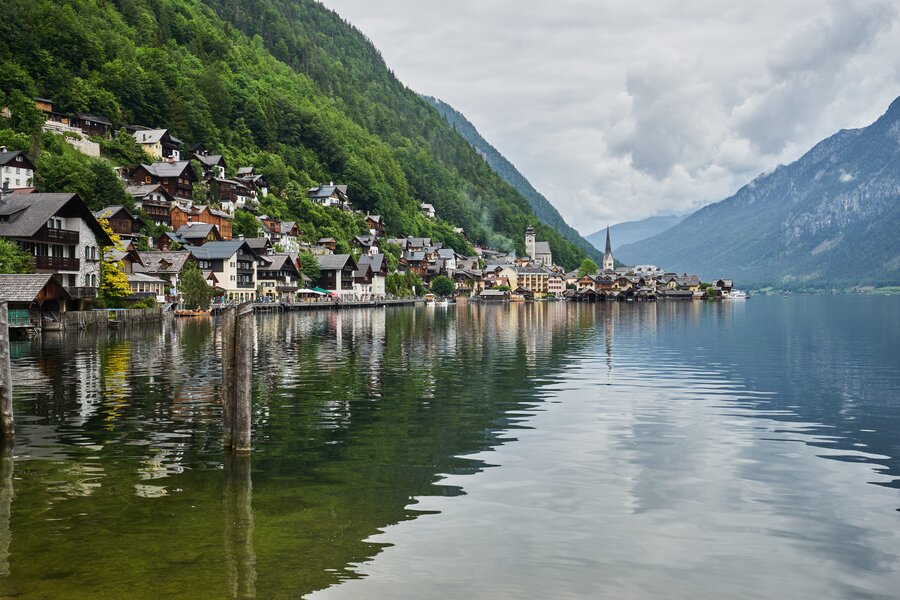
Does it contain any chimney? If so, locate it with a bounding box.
[0,146,6,153]
[167,155,175,164]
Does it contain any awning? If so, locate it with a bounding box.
[297,288,327,295]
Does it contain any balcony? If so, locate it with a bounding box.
[34,226,79,244]
[237,281,255,289]
[66,286,97,300]
[36,256,80,271]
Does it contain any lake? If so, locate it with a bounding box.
[2,296,899,599]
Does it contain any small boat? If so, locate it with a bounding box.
[424,293,436,304]
[729,290,748,300]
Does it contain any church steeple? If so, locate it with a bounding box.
[603,225,615,271]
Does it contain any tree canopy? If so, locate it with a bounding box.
[0,0,591,269]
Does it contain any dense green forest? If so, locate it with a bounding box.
[0,0,590,268]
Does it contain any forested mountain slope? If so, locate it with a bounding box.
[617,97,900,288]
[423,96,603,263]
[0,0,590,268]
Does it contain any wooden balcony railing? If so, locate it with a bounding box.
[35,255,80,271]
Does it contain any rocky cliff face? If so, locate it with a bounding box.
[616,97,900,288]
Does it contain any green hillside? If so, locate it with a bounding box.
[0,0,590,268]
[422,96,603,264]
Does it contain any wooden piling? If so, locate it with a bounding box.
[221,304,236,451]
[232,303,254,454]
[0,443,12,577]
[0,303,13,441]
[223,452,256,599]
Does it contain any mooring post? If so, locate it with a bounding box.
[0,303,13,441]
[221,304,236,451]
[0,442,13,577]
[232,302,254,454]
[223,452,256,599]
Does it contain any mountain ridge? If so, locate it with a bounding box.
[587,215,685,251]
[616,96,900,288]
[422,95,603,263]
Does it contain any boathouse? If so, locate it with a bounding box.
[0,273,69,332]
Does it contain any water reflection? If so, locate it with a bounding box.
[0,299,897,599]
[224,454,256,600]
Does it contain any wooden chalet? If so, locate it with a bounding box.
[130,159,197,199]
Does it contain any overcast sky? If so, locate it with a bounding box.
[320,0,900,234]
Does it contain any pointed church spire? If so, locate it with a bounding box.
[603,225,615,271]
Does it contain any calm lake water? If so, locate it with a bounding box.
[2,297,899,599]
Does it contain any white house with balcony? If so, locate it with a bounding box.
[0,192,112,306]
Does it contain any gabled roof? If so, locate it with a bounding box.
[365,214,381,224]
[258,253,298,273]
[357,253,386,273]
[124,184,175,202]
[244,237,272,252]
[176,223,219,240]
[94,205,140,225]
[237,167,254,176]
[0,192,112,245]
[317,253,356,271]
[0,150,35,170]
[353,234,378,247]
[307,184,348,199]
[193,153,226,168]
[0,274,69,303]
[534,241,552,255]
[140,161,195,179]
[403,251,427,262]
[190,240,261,262]
[132,129,177,145]
[73,112,112,126]
[134,251,191,275]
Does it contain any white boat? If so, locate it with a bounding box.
[729,290,748,299]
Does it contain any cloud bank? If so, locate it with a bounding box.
[321,0,900,233]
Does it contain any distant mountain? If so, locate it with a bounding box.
[616,97,900,289]
[423,96,603,263]
[588,215,685,251]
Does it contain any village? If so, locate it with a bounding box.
[0,99,736,332]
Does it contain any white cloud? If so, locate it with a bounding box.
[320,0,900,234]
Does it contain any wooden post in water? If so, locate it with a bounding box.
[221,302,253,453]
[223,452,256,599]
[0,442,13,577]
[232,303,254,454]
[221,304,236,451]
[0,303,13,441]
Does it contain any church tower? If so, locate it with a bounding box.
[603,225,615,271]
[525,225,536,259]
